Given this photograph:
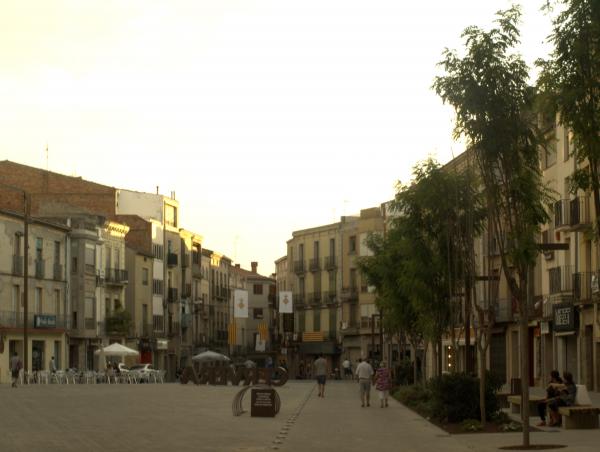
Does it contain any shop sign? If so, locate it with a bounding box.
[34,315,56,329]
[553,303,576,332]
[156,339,168,350]
[251,388,276,417]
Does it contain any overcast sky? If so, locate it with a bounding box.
[0,0,553,274]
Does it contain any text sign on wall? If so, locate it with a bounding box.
[251,388,276,417]
[553,303,576,332]
[34,315,57,328]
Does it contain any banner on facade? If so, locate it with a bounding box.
[279,291,293,313]
[234,289,249,318]
[255,335,266,352]
[258,321,268,341]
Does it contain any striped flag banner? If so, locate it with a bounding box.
[228,322,237,345]
[258,321,268,341]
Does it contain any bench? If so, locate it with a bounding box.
[558,406,600,429]
[507,395,545,416]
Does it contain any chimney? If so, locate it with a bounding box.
[251,261,258,273]
[235,264,240,268]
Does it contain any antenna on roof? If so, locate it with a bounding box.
[156,186,159,195]
[45,143,49,171]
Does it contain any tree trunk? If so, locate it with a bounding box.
[465,286,472,374]
[520,301,530,447]
[479,345,487,427]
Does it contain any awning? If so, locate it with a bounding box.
[298,341,339,355]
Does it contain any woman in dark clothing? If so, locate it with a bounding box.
[537,370,564,426]
[548,371,577,427]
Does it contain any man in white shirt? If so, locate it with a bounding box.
[313,354,328,398]
[355,358,374,407]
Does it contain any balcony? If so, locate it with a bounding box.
[181,252,190,268]
[153,315,164,333]
[554,199,571,230]
[493,298,513,323]
[573,271,600,304]
[294,293,306,308]
[569,196,591,230]
[324,256,336,270]
[307,292,322,306]
[309,258,321,272]
[340,287,358,302]
[53,263,63,281]
[168,321,181,337]
[141,323,154,337]
[35,259,45,279]
[168,287,179,303]
[293,260,305,275]
[192,262,203,278]
[0,311,69,329]
[182,284,192,299]
[549,265,574,295]
[323,290,336,304]
[167,252,178,267]
[12,255,23,276]
[105,268,128,285]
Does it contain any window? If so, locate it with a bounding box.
[14,233,21,256]
[328,271,336,292]
[105,297,110,315]
[84,297,95,329]
[299,243,304,260]
[313,241,319,259]
[254,308,264,319]
[360,304,377,328]
[114,299,122,311]
[313,309,321,331]
[72,311,78,329]
[84,244,95,273]
[71,257,78,274]
[350,268,357,290]
[253,284,263,295]
[349,236,357,253]
[12,285,20,315]
[34,287,42,314]
[153,279,164,295]
[329,238,335,257]
[142,268,149,286]
[298,310,305,333]
[564,128,570,161]
[328,308,337,338]
[152,244,164,260]
[54,241,60,265]
[35,238,43,260]
[105,247,111,270]
[165,204,177,227]
[54,289,60,316]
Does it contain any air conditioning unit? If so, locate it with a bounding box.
[341,321,348,330]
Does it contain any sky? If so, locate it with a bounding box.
[0,0,554,274]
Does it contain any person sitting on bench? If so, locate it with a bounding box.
[537,370,564,426]
[548,371,577,427]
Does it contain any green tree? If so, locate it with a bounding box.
[537,0,600,239]
[433,7,549,446]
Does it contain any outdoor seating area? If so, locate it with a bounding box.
[14,368,167,385]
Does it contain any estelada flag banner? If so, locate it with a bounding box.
[228,322,236,345]
[234,289,249,318]
[258,321,268,341]
[279,291,293,313]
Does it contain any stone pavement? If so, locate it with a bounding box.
[1,381,599,452]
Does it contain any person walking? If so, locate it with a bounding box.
[355,358,374,407]
[375,360,392,407]
[313,354,328,398]
[10,352,23,388]
[50,356,57,374]
[342,358,352,379]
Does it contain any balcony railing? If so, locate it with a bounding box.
[340,287,358,302]
[141,323,153,337]
[554,199,571,229]
[169,321,181,336]
[323,290,336,304]
[294,293,306,307]
[0,311,69,329]
[307,292,322,305]
[53,263,63,281]
[570,196,591,229]
[309,258,321,272]
[153,315,164,332]
[293,260,305,274]
[181,252,190,268]
[105,268,128,285]
[549,265,574,295]
[192,262,203,278]
[168,288,179,303]
[35,259,45,279]
[84,318,96,330]
[573,271,600,304]
[182,284,192,298]
[12,255,23,276]
[324,256,336,270]
[167,252,178,267]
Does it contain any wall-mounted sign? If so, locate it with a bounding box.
[34,315,56,329]
[553,303,577,333]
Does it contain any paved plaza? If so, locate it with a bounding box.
[1,380,600,452]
